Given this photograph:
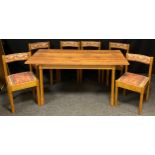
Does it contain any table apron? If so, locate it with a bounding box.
[39,65,117,70]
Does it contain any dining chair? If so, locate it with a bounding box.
[57,41,81,83]
[2,52,40,113]
[106,42,130,86]
[115,53,154,114]
[28,41,53,84]
[80,41,102,83]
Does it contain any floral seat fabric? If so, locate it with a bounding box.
[8,72,37,85]
[117,72,149,88]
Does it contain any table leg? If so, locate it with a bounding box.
[111,67,115,106]
[39,66,44,105]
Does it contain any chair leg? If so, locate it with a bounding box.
[139,92,144,114]
[102,70,105,84]
[123,89,127,96]
[120,68,123,75]
[80,70,83,83]
[77,70,79,83]
[35,66,39,78]
[115,85,119,106]
[7,88,15,113]
[101,70,104,84]
[98,70,101,83]
[146,84,150,101]
[77,70,82,83]
[56,70,61,82]
[32,87,36,100]
[49,70,53,85]
[106,70,110,86]
[36,85,41,106]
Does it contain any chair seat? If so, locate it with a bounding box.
[8,72,37,86]
[117,72,149,88]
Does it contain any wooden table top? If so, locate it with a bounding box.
[25,49,129,67]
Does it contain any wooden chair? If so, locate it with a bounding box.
[57,41,80,82]
[2,52,40,113]
[106,42,130,85]
[80,41,101,83]
[115,53,154,114]
[28,41,53,84]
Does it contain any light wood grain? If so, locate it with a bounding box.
[26,49,129,66]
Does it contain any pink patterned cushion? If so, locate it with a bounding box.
[117,72,149,87]
[8,72,37,85]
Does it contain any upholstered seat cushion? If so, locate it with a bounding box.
[8,72,37,85]
[117,72,149,88]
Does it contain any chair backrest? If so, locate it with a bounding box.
[81,41,101,50]
[126,53,154,80]
[60,41,80,49]
[2,52,31,78]
[109,42,130,53]
[28,41,50,54]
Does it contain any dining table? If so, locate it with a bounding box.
[25,49,129,106]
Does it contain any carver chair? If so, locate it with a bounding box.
[80,41,102,83]
[28,41,53,84]
[2,52,40,113]
[115,53,154,114]
[57,41,81,83]
[106,42,130,85]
